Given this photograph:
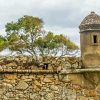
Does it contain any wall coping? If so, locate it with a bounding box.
[0,68,100,74]
[60,68,100,74]
[0,69,57,74]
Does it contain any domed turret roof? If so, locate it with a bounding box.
[79,12,100,32]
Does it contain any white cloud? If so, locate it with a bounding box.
[0,28,6,36]
[0,0,100,48]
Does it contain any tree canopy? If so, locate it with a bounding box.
[0,36,8,51]
[0,15,78,67]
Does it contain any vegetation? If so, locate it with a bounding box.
[0,15,78,68]
[0,36,8,51]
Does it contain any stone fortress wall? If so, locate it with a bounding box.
[0,69,100,100]
[1,11,100,100]
[0,56,100,100]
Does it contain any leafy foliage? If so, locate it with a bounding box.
[5,22,20,34]
[34,32,78,56]
[0,36,8,51]
[18,15,43,34]
[0,15,78,67]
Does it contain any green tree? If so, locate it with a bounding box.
[0,36,8,51]
[34,32,78,62]
[4,15,78,67]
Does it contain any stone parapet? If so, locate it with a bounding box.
[0,68,99,99]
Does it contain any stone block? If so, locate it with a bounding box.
[63,74,83,86]
[45,93,54,100]
[50,85,58,91]
[32,84,41,92]
[77,96,89,100]
[30,94,41,100]
[6,62,17,67]
[96,84,100,96]
[83,89,96,97]
[43,77,52,83]
[33,80,42,87]
[5,74,17,80]
[16,81,28,90]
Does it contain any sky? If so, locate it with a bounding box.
[0,0,100,47]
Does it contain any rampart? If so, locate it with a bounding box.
[0,56,100,100]
[0,69,99,100]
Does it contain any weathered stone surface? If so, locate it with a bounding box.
[3,79,16,83]
[43,77,52,83]
[83,89,96,97]
[16,81,28,90]
[3,96,8,100]
[67,89,76,100]
[67,74,83,86]
[3,83,13,88]
[33,80,42,87]
[32,84,41,92]
[45,93,54,100]
[72,84,81,90]
[30,93,37,99]
[24,78,32,82]
[6,62,17,67]
[21,76,29,79]
[77,96,89,100]
[0,66,99,100]
[96,84,100,95]
[0,88,6,95]
[41,97,46,100]
[5,92,15,97]
[62,75,69,82]
[57,66,63,72]
[88,97,95,100]
[50,85,58,91]
[30,94,41,100]
[5,74,17,80]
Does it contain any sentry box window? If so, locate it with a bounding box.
[93,35,97,44]
[91,34,98,46]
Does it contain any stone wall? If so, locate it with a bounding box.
[0,56,80,70]
[0,70,99,100]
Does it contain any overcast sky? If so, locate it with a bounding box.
[0,0,100,46]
